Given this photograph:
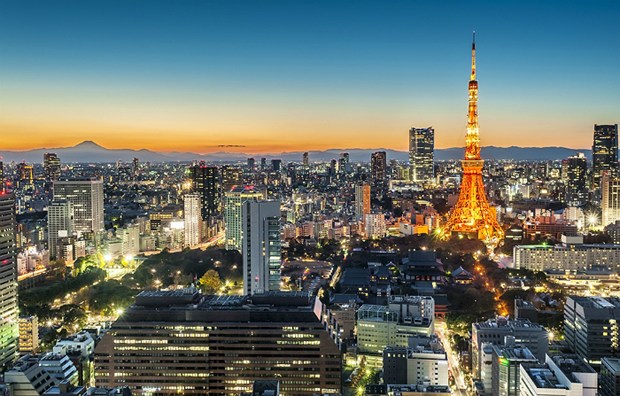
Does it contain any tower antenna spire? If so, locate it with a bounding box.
[471,31,476,81]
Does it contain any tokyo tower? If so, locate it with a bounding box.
[440,33,504,249]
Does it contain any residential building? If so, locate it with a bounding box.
[365,213,386,239]
[18,316,39,354]
[355,184,371,222]
[48,200,74,259]
[183,194,202,248]
[602,173,620,227]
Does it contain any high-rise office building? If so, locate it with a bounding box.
[53,178,104,236]
[0,161,3,192]
[271,159,282,173]
[47,200,74,259]
[338,152,350,174]
[43,153,61,181]
[491,345,538,396]
[354,184,371,222]
[247,157,256,171]
[17,162,34,185]
[565,153,588,206]
[183,194,202,248]
[302,152,309,166]
[188,163,220,220]
[224,185,264,251]
[602,173,620,227]
[472,318,548,378]
[0,193,18,370]
[371,151,387,186]
[220,165,243,193]
[94,291,342,395]
[242,200,281,295]
[409,127,435,182]
[564,296,620,367]
[600,357,620,396]
[593,124,619,189]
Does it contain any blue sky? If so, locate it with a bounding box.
[0,0,618,152]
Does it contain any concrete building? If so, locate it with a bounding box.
[94,290,341,395]
[242,200,281,295]
[224,185,264,251]
[471,317,548,378]
[18,316,39,354]
[4,355,58,395]
[491,344,538,396]
[519,355,597,396]
[371,151,387,187]
[513,235,620,272]
[53,178,104,236]
[48,200,74,259]
[383,337,448,386]
[600,357,620,396]
[365,213,386,239]
[564,296,620,366]
[0,193,18,370]
[44,153,61,182]
[183,194,202,248]
[357,296,435,356]
[565,154,588,207]
[602,173,620,227]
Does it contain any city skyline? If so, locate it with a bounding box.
[1,1,619,153]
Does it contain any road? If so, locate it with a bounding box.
[435,318,469,396]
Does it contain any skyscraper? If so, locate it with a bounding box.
[593,124,619,189]
[441,34,504,249]
[242,200,281,295]
[355,183,371,221]
[602,173,620,227]
[224,185,264,251]
[409,127,435,182]
[183,194,202,248]
[188,163,220,220]
[43,153,61,181]
[48,200,74,259]
[0,193,18,370]
[220,165,243,193]
[565,153,588,206]
[302,152,309,166]
[53,178,104,236]
[371,151,387,186]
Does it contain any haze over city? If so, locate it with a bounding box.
[1,0,619,153]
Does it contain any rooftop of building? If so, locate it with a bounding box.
[474,317,546,331]
[523,366,568,390]
[551,355,596,377]
[602,357,620,373]
[493,345,537,361]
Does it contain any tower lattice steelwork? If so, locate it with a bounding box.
[440,34,504,249]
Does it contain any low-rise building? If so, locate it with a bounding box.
[519,355,596,396]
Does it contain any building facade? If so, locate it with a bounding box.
[593,124,619,189]
[188,164,221,220]
[94,291,341,395]
[242,200,281,295]
[53,178,104,236]
[48,200,74,259]
[0,193,18,371]
[183,194,202,248]
[409,127,434,183]
[224,186,264,251]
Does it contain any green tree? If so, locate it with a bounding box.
[199,269,223,294]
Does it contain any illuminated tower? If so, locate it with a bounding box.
[441,34,504,249]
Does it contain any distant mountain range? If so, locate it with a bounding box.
[0,141,592,163]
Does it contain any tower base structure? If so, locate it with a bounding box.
[440,159,504,251]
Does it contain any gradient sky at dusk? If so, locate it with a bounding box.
[1,0,619,154]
